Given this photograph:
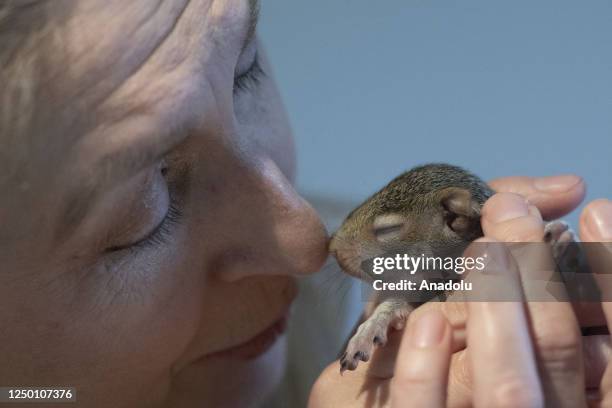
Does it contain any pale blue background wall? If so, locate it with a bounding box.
[259,0,611,227]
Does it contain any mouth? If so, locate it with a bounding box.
[204,314,289,361]
[330,242,362,275]
[199,278,297,362]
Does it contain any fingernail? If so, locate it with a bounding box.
[534,175,582,193]
[410,311,446,348]
[489,194,529,223]
[586,199,612,240]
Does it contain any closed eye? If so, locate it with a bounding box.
[372,214,406,241]
[105,202,182,253]
[233,52,265,94]
[373,224,403,236]
[104,163,183,254]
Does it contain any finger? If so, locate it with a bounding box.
[466,240,543,408]
[583,335,612,389]
[488,175,585,221]
[408,302,467,353]
[391,310,452,408]
[446,349,472,408]
[579,200,612,405]
[443,335,611,408]
[579,200,612,298]
[481,192,545,242]
[482,192,586,407]
[579,199,612,244]
[412,299,607,346]
[481,193,553,287]
[408,303,469,406]
[528,302,587,407]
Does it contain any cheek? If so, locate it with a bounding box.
[101,250,204,353]
[0,252,204,407]
[73,249,205,402]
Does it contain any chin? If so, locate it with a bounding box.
[168,335,288,408]
[207,334,288,408]
[237,335,287,407]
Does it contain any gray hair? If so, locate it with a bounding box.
[0,1,62,245]
[0,1,60,187]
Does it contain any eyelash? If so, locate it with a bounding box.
[130,201,183,252]
[106,194,182,255]
[233,52,265,94]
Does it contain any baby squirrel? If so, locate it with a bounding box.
[329,163,575,372]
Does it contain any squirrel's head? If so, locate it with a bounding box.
[329,164,493,279]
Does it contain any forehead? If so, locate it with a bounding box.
[54,0,255,173]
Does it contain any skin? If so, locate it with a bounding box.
[310,179,612,407]
[0,1,329,407]
[2,2,608,408]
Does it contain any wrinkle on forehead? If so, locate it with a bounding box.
[55,0,194,117]
[65,0,253,146]
[58,0,253,107]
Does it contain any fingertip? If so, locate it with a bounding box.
[533,174,584,194]
[482,193,530,223]
[481,193,545,242]
[409,310,450,348]
[392,310,452,407]
[489,174,584,195]
[488,175,586,220]
[535,175,587,221]
[580,199,612,242]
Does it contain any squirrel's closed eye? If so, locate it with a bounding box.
[372,214,406,241]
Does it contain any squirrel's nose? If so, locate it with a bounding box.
[328,233,364,278]
[328,233,338,255]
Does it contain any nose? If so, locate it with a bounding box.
[328,231,364,278]
[328,232,340,257]
[214,157,329,282]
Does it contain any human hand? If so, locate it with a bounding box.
[487,174,585,220]
[579,199,612,406]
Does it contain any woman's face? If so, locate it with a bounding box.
[0,1,328,407]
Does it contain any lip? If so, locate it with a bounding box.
[203,314,289,361]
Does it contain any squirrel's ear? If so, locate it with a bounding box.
[437,187,483,239]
